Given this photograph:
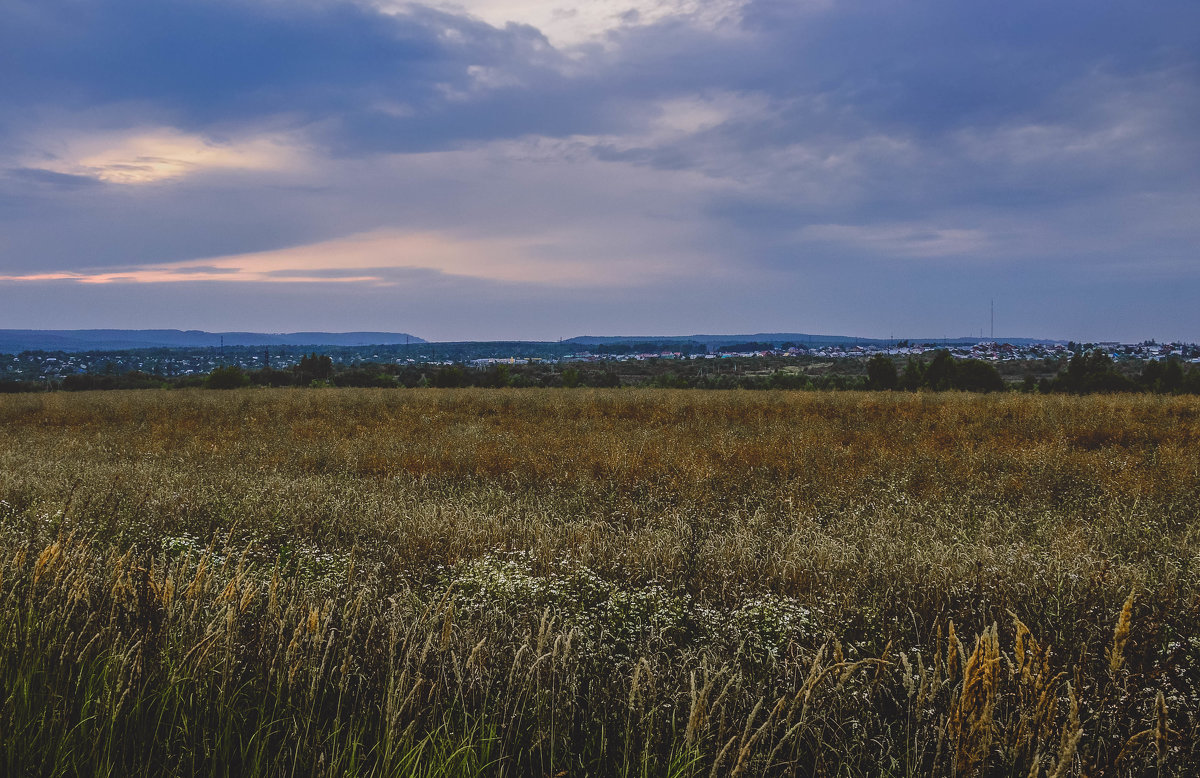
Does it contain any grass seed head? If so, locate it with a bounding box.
[1108,589,1135,677]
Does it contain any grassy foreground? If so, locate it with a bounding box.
[0,388,1197,776]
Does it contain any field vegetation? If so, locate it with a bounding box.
[0,388,1197,776]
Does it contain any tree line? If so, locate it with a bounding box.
[2,349,1199,395]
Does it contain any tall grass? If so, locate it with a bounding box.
[0,389,1197,775]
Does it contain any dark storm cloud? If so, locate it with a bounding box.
[3,0,1197,144]
[5,0,1194,167]
[602,1,1200,174]
[0,0,591,151]
[2,1,438,119]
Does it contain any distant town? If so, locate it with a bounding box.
[1,336,1196,384]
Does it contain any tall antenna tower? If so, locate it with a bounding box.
[990,299,994,340]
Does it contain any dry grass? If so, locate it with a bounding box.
[0,388,1197,776]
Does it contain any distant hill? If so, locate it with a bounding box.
[565,333,1062,348]
[0,328,1066,354]
[0,330,426,353]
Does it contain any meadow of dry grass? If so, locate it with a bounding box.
[0,388,1197,776]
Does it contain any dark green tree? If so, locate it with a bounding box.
[295,353,333,383]
[1140,359,1164,390]
[587,370,621,388]
[431,366,467,388]
[479,364,511,388]
[332,369,397,388]
[205,365,250,389]
[250,367,294,387]
[900,356,926,391]
[1055,351,1137,393]
[1183,365,1200,394]
[923,350,957,391]
[865,355,898,390]
[1161,358,1184,394]
[952,360,1005,392]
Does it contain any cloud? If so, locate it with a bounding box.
[3,167,102,189]
[25,128,307,184]
[378,0,753,48]
[0,0,564,149]
[796,223,991,259]
[0,227,716,287]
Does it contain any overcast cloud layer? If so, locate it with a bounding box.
[1,0,1197,341]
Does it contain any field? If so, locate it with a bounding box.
[1,388,1197,776]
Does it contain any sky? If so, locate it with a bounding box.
[1,0,1198,342]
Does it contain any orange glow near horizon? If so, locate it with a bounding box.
[0,229,695,287]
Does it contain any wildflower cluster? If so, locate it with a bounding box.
[444,553,814,655]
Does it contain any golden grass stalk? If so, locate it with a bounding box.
[1047,682,1081,778]
[951,623,999,775]
[1108,589,1135,677]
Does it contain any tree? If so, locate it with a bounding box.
[923,350,957,391]
[952,359,1005,392]
[900,356,925,391]
[332,369,397,388]
[1140,359,1164,390]
[865,355,898,390]
[479,364,511,388]
[1183,366,1200,394]
[767,371,810,390]
[588,370,621,388]
[1054,350,1136,393]
[205,365,250,389]
[295,353,333,383]
[250,367,294,387]
[1160,359,1184,394]
[431,365,467,388]
[650,371,689,389]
